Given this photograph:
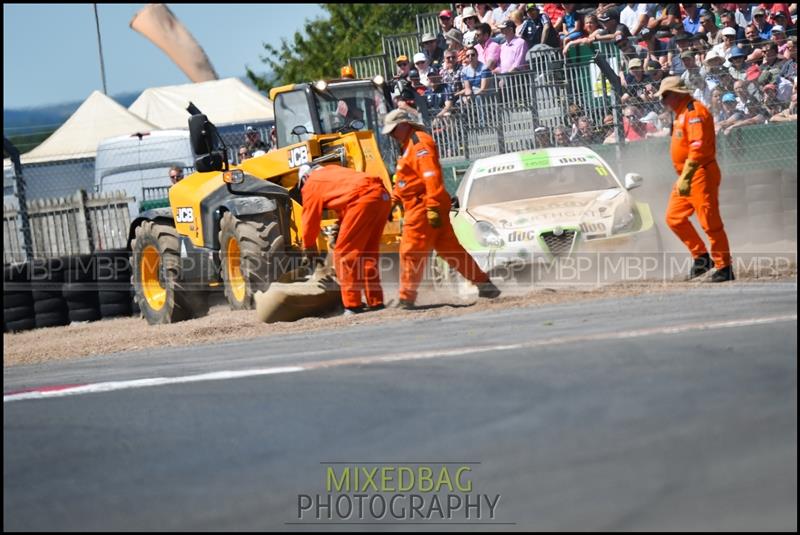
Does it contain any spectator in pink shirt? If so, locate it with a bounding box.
[497,20,529,73]
[474,22,502,72]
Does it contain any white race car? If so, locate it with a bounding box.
[444,146,660,279]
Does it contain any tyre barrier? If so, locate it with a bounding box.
[30,258,69,328]
[3,262,34,333]
[95,249,133,319]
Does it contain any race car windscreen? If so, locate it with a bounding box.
[466,163,619,209]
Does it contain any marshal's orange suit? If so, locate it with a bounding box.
[301,166,391,309]
[393,130,490,303]
[665,95,732,269]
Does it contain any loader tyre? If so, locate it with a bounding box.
[219,212,286,310]
[131,220,208,324]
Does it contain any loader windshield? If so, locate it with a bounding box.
[274,83,398,173]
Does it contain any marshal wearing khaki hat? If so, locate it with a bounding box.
[655,76,693,97]
[381,108,425,134]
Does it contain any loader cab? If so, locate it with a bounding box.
[271,79,397,173]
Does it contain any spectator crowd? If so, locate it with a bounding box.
[386,3,797,147]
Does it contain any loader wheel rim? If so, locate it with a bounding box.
[227,237,246,303]
[141,245,166,311]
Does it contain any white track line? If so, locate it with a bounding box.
[4,314,796,403]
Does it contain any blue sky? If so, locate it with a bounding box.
[3,3,326,109]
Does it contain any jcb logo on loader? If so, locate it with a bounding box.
[176,207,194,223]
[288,146,309,168]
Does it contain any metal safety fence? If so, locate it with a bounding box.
[3,190,133,264]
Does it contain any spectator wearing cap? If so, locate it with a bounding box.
[699,11,721,46]
[726,46,749,80]
[443,28,467,66]
[721,79,768,135]
[420,32,444,66]
[534,125,552,148]
[474,22,502,72]
[715,92,745,129]
[390,54,412,101]
[711,27,739,60]
[767,5,793,28]
[622,58,654,102]
[619,3,649,37]
[719,10,746,44]
[679,49,704,91]
[520,4,559,48]
[668,31,694,75]
[461,6,481,47]
[411,53,433,89]
[424,67,457,119]
[563,14,604,55]
[436,9,455,53]
[594,8,628,43]
[751,7,773,41]
[614,30,648,71]
[461,46,493,103]
[245,126,267,154]
[682,3,703,34]
[771,25,789,54]
[761,82,786,116]
[637,27,669,68]
[497,20,528,73]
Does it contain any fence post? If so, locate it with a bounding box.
[4,137,33,262]
[74,189,93,255]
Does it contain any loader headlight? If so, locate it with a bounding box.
[314,80,328,92]
[475,220,504,248]
[372,74,385,86]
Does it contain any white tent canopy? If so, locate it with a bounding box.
[21,91,157,165]
[128,77,274,129]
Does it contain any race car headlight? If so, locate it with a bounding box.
[611,204,636,234]
[475,220,504,248]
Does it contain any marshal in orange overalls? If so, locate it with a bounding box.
[665,95,732,269]
[302,166,392,309]
[393,130,490,303]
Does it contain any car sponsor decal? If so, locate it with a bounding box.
[520,151,550,169]
[507,229,537,242]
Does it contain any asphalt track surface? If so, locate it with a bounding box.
[4,283,797,531]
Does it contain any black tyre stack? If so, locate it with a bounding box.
[95,249,134,319]
[30,257,69,328]
[63,254,101,323]
[4,262,35,332]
